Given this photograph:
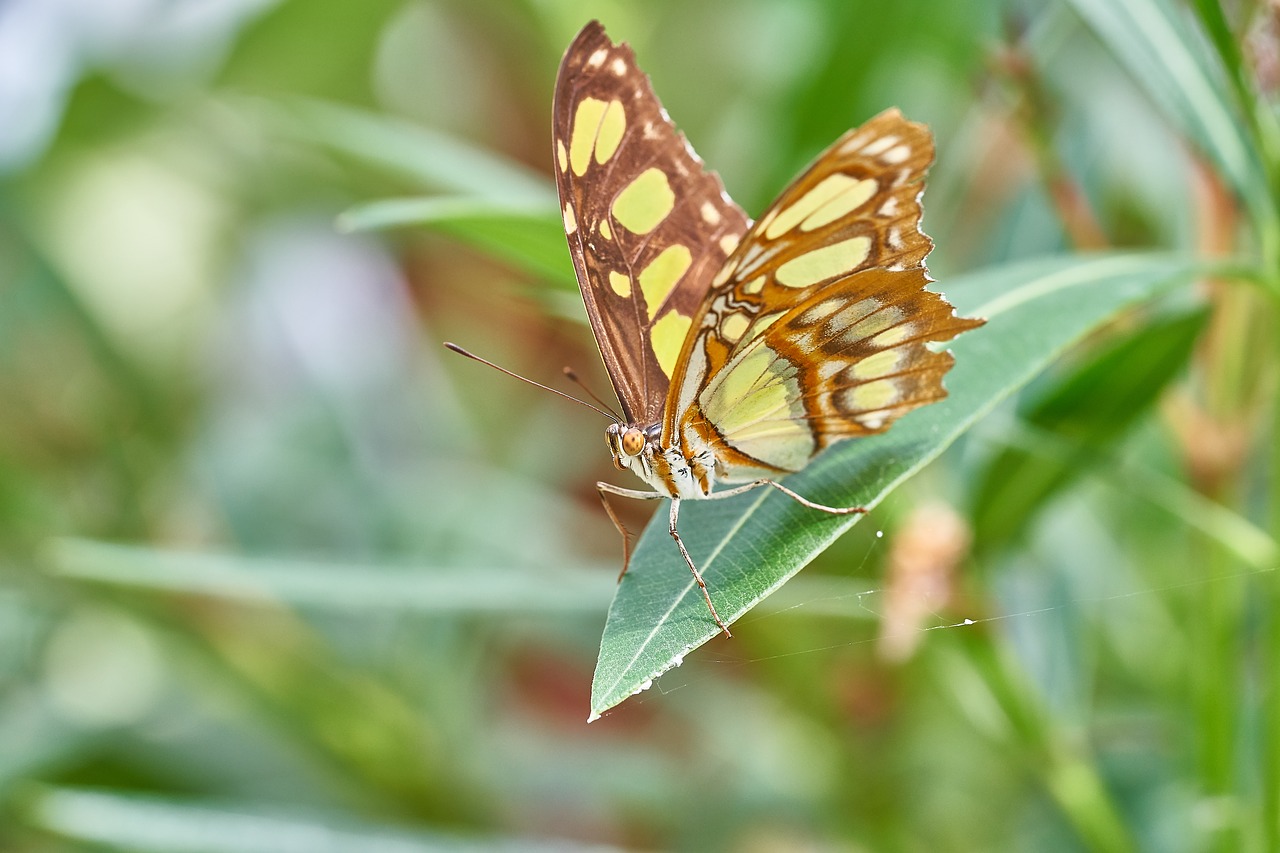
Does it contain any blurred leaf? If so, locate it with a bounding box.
[590,252,1203,719]
[1064,0,1279,259]
[987,424,1278,568]
[339,197,568,281]
[23,786,619,853]
[278,98,555,203]
[46,539,613,614]
[1187,0,1248,94]
[218,0,403,103]
[972,308,1210,548]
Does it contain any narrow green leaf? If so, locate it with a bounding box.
[23,786,615,853]
[1063,0,1278,248]
[45,539,614,614]
[972,308,1210,548]
[276,97,556,204]
[339,197,569,281]
[590,252,1201,719]
[986,424,1278,568]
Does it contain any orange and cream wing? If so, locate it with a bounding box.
[690,267,983,479]
[663,109,935,416]
[664,110,984,476]
[553,21,749,425]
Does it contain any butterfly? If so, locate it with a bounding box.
[454,21,984,638]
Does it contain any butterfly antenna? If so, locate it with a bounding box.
[562,366,622,421]
[444,342,618,421]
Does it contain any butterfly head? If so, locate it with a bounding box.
[605,422,649,471]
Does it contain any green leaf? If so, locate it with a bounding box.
[972,307,1210,548]
[45,539,614,614]
[339,196,569,282]
[276,97,556,204]
[589,252,1202,719]
[22,786,605,853]
[1063,0,1278,255]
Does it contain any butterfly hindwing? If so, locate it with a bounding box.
[695,267,983,477]
[553,22,750,425]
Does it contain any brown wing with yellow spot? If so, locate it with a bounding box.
[553,21,749,425]
[663,110,984,472]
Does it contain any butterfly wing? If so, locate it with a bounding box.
[665,110,984,478]
[553,21,750,425]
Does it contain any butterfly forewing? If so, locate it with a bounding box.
[553,22,750,425]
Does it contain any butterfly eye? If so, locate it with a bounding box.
[621,428,645,457]
[604,424,629,468]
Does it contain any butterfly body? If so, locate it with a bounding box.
[546,21,984,636]
[606,421,718,500]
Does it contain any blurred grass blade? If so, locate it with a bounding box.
[1064,0,1277,242]
[988,424,1279,568]
[339,196,569,281]
[24,786,621,853]
[590,252,1203,719]
[277,97,556,204]
[972,308,1210,548]
[46,539,614,614]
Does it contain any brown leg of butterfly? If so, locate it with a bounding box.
[596,481,665,580]
[667,498,732,639]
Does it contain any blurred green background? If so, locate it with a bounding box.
[2,0,1279,850]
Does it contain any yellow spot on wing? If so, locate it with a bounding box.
[651,310,691,378]
[594,100,626,164]
[569,98,608,176]
[599,219,612,240]
[880,144,911,164]
[851,348,902,380]
[800,178,878,231]
[556,139,567,172]
[608,271,631,297]
[720,312,750,343]
[765,174,865,239]
[845,378,898,412]
[775,235,871,288]
[562,202,576,235]
[719,234,739,255]
[612,168,674,233]
[742,275,766,295]
[861,135,899,157]
[701,202,721,225]
[871,324,912,347]
[798,298,845,325]
[638,244,692,318]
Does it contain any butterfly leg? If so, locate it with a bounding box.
[705,479,869,516]
[667,499,733,638]
[596,482,665,581]
[760,480,868,516]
